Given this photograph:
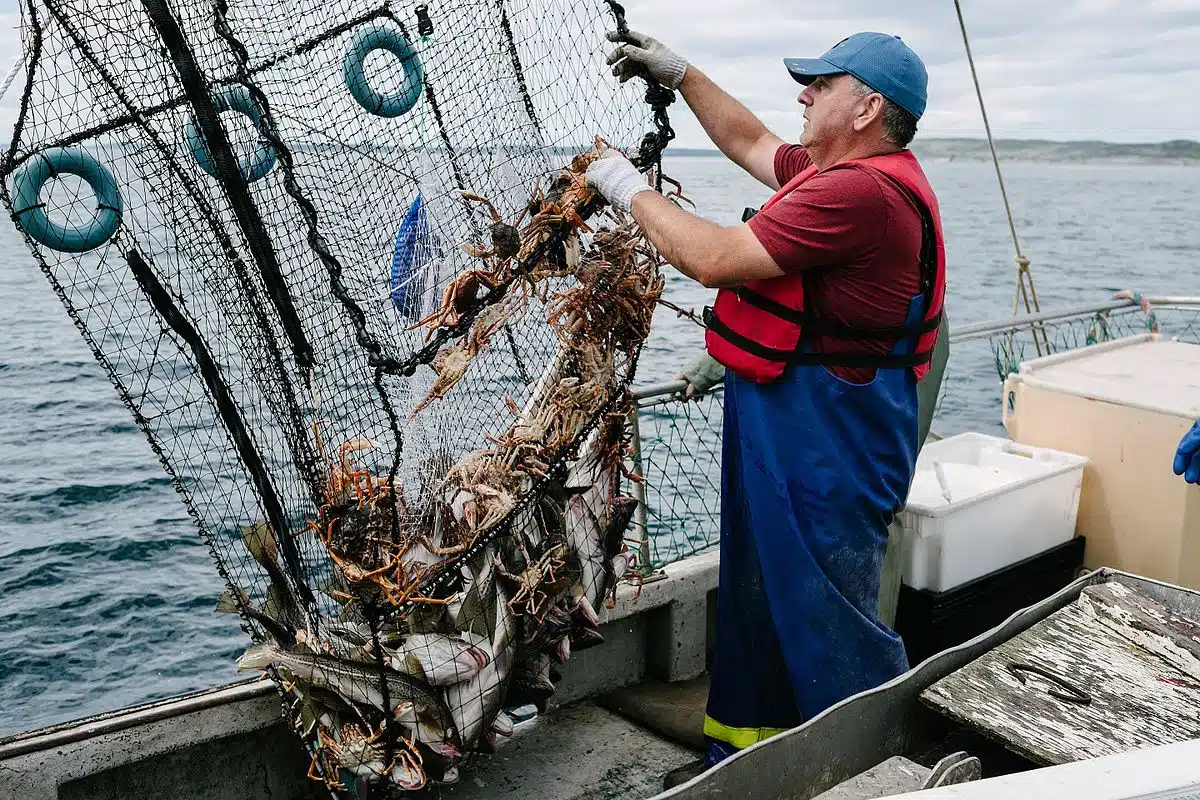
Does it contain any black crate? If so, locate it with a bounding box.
[894,536,1086,666]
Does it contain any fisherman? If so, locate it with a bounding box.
[1175,420,1200,484]
[585,30,947,787]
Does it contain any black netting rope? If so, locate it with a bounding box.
[4,0,672,788]
[24,0,326,511]
[127,247,317,613]
[605,0,676,190]
[142,0,316,378]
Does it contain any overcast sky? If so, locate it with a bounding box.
[617,0,1200,146]
[0,0,1195,147]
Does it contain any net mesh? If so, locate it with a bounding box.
[629,304,1200,571]
[3,0,674,792]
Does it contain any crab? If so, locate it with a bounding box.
[308,723,426,791]
[496,541,571,621]
[461,190,526,263]
[409,268,500,337]
[407,341,473,421]
[437,448,521,536]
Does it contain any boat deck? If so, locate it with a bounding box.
[444,699,697,800]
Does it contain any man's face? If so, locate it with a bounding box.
[797,74,867,149]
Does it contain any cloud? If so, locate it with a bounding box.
[0,0,1194,153]
[613,0,1200,144]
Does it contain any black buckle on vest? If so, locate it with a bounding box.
[741,207,758,223]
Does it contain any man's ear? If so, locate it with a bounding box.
[853,93,885,132]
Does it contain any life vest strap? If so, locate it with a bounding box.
[732,287,942,340]
[703,306,935,368]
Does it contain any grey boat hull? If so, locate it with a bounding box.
[4,561,1196,800]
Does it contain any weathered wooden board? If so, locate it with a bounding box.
[1078,582,1200,682]
[920,580,1200,766]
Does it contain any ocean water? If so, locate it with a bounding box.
[1,153,1197,738]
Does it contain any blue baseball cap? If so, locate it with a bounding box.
[784,32,928,120]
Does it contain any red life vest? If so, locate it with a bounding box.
[703,151,946,384]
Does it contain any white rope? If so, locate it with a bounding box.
[0,56,23,103]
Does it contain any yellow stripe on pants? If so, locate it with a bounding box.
[703,715,789,749]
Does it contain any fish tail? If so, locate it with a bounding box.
[214,586,249,614]
[241,520,279,568]
[235,641,275,671]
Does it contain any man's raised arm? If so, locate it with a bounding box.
[606,30,786,189]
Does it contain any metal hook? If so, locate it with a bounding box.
[1006,661,1092,706]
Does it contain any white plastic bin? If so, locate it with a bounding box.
[899,432,1089,592]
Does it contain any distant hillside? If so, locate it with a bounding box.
[911,137,1200,164]
[663,139,1200,164]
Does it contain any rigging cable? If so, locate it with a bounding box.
[952,0,1050,355]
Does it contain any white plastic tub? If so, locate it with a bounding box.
[899,432,1089,592]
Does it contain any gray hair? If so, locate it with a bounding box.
[849,76,918,149]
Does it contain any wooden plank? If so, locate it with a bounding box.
[920,582,1200,766]
[1078,582,1200,682]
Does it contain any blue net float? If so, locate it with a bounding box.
[342,23,424,118]
[186,85,278,183]
[11,147,123,253]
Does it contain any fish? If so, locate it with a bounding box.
[214,585,250,613]
[447,549,498,639]
[385,633,490,686]
[490,710,515,738]
[508,653,556,713]
[326,622,371,649]
[239,520,303,629]
[445,547,518,747]
[563,469,638,652]
[292,684,355,736]
[236,640,461,751]
[563,425,621,618]
[396,700,461,758]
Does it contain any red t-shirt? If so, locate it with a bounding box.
[746,144,925,383]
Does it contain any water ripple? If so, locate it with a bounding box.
[0,156,1196,739]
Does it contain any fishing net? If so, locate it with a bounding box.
[3,0,678,792]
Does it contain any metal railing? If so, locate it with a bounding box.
[623,296,1200,571]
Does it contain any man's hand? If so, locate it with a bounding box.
[676,351,725,400]
[605,30,688,90]
[586,149,656,213]
[1175,420,1200,485]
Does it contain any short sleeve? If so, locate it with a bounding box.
[774,144,814,185]
[747,166,889,274]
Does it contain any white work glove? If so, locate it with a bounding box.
[586,149,655,213]
[605,30,688,90]
[676,351,725,399]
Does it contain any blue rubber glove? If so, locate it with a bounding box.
[1174,420,1200,485]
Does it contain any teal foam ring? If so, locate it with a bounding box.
[343,23,424,118]
[11,147,123,253]
[186,84,278,182]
